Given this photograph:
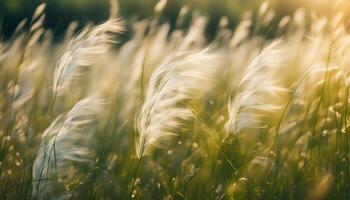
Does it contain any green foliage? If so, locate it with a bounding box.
[1,1,350,199]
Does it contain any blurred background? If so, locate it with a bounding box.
[0,0,346,40]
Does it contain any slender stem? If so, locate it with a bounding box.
[128,156,142,199]
[49,90,58,116]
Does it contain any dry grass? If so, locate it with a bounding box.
[1,1,350,199]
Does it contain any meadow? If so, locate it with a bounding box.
[1,0,350,199]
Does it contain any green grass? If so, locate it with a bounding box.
[1,1,350,200]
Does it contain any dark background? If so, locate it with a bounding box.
[0,0,342,40]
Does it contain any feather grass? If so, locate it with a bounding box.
[32,96,107,199]
[53,19,124,94]
[135,48,220,158]
[225,40,287,135]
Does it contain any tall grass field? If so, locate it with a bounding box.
[1,0,350,199]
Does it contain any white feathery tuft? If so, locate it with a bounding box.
[225,40,286,135]
[135,48,220,158]
[53,19,123,94]
[30,3,46,32]
[32,96,107,199]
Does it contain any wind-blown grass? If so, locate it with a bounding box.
[135,49,220,158]
[32,96,107,199]
[1,1,350,200]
